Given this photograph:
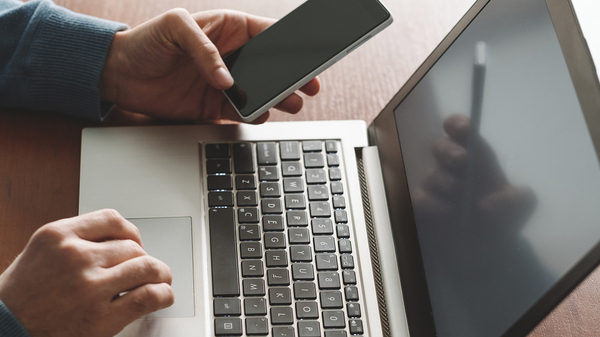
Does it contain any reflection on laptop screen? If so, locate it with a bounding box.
[394,0,600,336]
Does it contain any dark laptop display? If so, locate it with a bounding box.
[372,0,600,336]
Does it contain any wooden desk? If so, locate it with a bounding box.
[1,0,599,335]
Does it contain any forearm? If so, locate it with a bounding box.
[0,0,127,121]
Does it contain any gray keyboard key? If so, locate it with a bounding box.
[233,143,255,174]
[207,175,233,190]
[267,269,290,286]
[332,195,346,209]
[342,270,357,285]
[345,286,359,301]
[214,298,241,316]
[325,331,347,337]
[265,233,286,249]
[320,291,343,309]
[239,225,260,241]
[283,178,304,193]
[208,192,234,207]
[209,208,239,296]
[312,219,334,235]
[269,287,292,305]
[243,279,265,296]
[237,191,258,207]
[206,159,231,174]
[263,215,285,231]
[336,224,350,238]
[206,143,230,159]
[245,298,267,316]
[271,307,294,325]
[262,198,283,214]
[349,319,364,335]
[280,141,301,160]
[325,140,337,153]
[316,253,338,270]
[266,250,288,267]
[323,311,345,329]
[288,228,310,244]
[339,240,352,254]
[329,168,342,181]
[327,154,340,167]
[273,326,295,337]
[334,210,348,223]
[246,317,269,335]
[294,282,317,300]
[240,242,262,259]
[298,321,320,337]
[347,302,361,318]
[260,182,281,197]
[215,317,242,336]
[308,185,329,201]
[257,142,278,165]
[287,211,308,227]
[306,169,327,184]
[310,202,331,217]
[314,236,336,252]
[282,162,302,177]
[285,194,306,209]
[330,181,344,194]
[318,272,341,289]
[259,166,279,181]
[302,141,322,152]
[238,208,260,223]
[290,245,312,262]
[304,153,324,168]
[296,302,319,319]
[241,260,264,277]
[236,175,256,190]
[292,263,314,281]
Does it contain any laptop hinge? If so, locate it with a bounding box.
[356,146,410,337]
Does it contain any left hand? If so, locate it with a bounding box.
[100,9,321,123]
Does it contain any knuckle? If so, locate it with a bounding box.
[164,8,191,24]
[31,223,65,245]
[139,256,170,281]
[124,239,146,257]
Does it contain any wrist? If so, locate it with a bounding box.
[100,31,126,104]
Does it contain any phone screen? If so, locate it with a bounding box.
[224,0,391,118]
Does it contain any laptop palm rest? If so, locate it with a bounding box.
[128,217,195,318]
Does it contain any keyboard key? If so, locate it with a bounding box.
[243,279,265,296]
[304,153,325,168]
[245,298,267,316]
[267,269,290,286]
[323,311,345,329]
[290,245,312,262]
[240,242,262,259]
[271,307,294,325]
[285,194,306,209]
[336,224,350,238]
[314,237,336,252]
[302,141,322,152]
[238,208,260,223]
[209,208,239,296]
[265,233,286,249]
[239,225,260,241]
[310,202,331,217]
[325,140,337,153]
[266,250,288,267]
[260,182,281,197]
[246,317,269,335]
[325,331,347,337]
[330,182,344,194]
[269,287,292,305]
[214,298,241,316]
[342,270,357,285]
[347,303,361,318]
[329,168,342,181]
[282,162,302,177]
[237,191,258,207]
[312,219,334,235]
[241,260,264,277]
[298,321,320,337]
[294,282,317,300]
[320,291,343,309]
[257,142,278,165]
[340,255,354,269]
[206,159,231,174]
[344,286,359,301]
[208,192,234,207]
[215,317,242,336]
[233,143,255,173]
[262,198,283,214]
[334,210,348,223]
[339,240,352,254]
[259,166,279,181]
[288,228,310,244]
[349,319,364,335]
[273,326,295,337]
[263,215,285,231]
[280,141,301,160]
[306,169,327,184]
[318,272,341,289]
[283,178,304,193]
[332,195,346,209]
[327,154,340,167]
[292,263,314,281]
[236,175,256,190]
[307,185,329,201]
[286,211,308,227]
[296,302,319,319]
[205,143,230,159]
[207,175,233,190]
[316,253,338,271]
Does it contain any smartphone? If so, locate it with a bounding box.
[223,0,393,122]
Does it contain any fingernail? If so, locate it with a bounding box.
[214,67,234,87]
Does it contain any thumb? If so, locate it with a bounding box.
[161,8,234,89]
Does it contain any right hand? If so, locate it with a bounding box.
[0,209,174,337]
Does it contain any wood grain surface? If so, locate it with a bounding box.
[1,0,599,336]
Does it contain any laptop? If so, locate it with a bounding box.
[79,0,600,336]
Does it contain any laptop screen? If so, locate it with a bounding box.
[392,0,600,336]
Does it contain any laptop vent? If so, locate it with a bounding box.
[356,149,392,337]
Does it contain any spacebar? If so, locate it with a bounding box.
[209,207,240,296]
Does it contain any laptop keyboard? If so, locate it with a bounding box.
[204,141,365,337]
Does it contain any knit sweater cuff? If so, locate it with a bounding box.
[26,2,127,121]
[0,300,30,337]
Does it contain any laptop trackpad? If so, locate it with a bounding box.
[128,217,194,318]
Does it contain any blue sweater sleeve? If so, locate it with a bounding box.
[0,300,29,337]
[0,0,128,121]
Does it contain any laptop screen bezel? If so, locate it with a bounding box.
[367,0,600,336]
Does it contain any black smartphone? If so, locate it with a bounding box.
[223,0,393,122]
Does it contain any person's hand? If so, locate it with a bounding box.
[100,9,321,123]
[0,210,174,337]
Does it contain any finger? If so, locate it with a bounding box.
[162,9,233,89]
[66,209,143,247]
[479,185,537,223]
[422,168,461,197]
[273,93,304,114]
[299,78,321,97]
[433,138,468,171]
[443,114,471,143]
[106,255,172,294]
[110,283,174,325]
[411,188,452,217]
[90,239,147,268]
